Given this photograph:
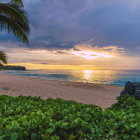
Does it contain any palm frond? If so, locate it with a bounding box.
[0,3,30,44]
[0,3,30,33]
[11,0,23,7]
[0,51,7,64]
[0,15,29,44]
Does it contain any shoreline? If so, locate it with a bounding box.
[0,72,124,108]
[2,70,125,86]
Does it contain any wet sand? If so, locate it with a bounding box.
[0,73,123,108]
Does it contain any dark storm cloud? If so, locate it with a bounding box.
[76,3,140,53]
[1,0,140,55]
[24,0,90,48]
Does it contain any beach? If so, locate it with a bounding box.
[0,72,123,108]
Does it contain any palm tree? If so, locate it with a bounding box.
[0,0,30,44]
[0,51,7,65]
[12,0,23,7]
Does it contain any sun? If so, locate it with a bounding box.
[83,70,93,79]
[71,50,113,60]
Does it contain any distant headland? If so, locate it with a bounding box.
[0,64,26,70]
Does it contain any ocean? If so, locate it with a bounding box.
[6,69,140,86]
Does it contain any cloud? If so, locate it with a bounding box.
[1,0,140,53]
[0,43,139,70]
[0,0,140,69]
[73,43,125,54]
[20,0,140,56]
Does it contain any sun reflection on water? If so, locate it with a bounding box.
[9,69,139,85]
[83,70,93,80]
[70,69,119,84]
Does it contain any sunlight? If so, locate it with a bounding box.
[10,63,102,70]
[83,70,93,80]
[71,50,113,60]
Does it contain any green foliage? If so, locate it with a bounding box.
[0,51,7,64]
[0,95,139,139]
[11,0,23,7]
[0,0,30,44]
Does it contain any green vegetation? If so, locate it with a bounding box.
[0,0,30,44]
[0,95,139,139]
[0,51,7,65]
[11,0,23,7]
[0,51,26,70]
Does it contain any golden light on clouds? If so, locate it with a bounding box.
[71,50,113,59]
[0,43,140,70]
[70,43,124,60]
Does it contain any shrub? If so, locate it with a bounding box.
[0,95,139,139]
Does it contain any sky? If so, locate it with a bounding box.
[0,0,140,70]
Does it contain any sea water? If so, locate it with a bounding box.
[6,69,140,86]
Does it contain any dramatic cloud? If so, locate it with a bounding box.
[0,43,139,70]
[0,0,140,69]
[1,0,137,51]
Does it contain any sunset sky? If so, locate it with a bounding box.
[1,0,140,70]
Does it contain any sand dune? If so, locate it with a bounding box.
[0,72,123,108]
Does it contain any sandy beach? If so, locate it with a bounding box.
[0,72,123,108]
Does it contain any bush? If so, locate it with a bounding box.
[0,95,139,139]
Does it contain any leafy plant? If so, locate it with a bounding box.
[0,51,7,64]
[0,95,139,139]
[0,0,30,44]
